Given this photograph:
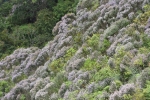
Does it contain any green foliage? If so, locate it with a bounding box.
[104,18,130,37]
[48,58,64,74]
[48,47,77,75]
[91,0,99,10]
[142,34,150,48]
[11,24,36,47]
[133,57,143,67]
[50,71,67,94]
[123,94,132,100]
[65,47,77,59]
[10,0,56,25]
[65,90,79,100]
[114,46,126,68]
[35,9,55,35]
[0,0,79,59]
[20,94,26,100]
[82,58,100,70]
[73,32,82,46]
[53,0,79,21]
[64,81,72,88]
[120,67,132,83]
[78,0,99,11]
[86,91,103,100]
[86,34,110,53]
[0,16,5,32]
[0,80,13,97]
[87,34,100,49]
[114,80,122,90]
[100,39,111,53]
[103,86,110,92]
[0,1,12,17]
[82,55,108,71]
[134,5,150,25]
[0,29,15,59]
[132,89,145,100]
[91,67,116,82]
[143,81,150,99]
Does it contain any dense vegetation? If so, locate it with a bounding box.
[1,0,150,99]
[0,0,78,59]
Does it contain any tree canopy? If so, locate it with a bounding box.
[0,0,79,59]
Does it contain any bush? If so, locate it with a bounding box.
[78,0,99,11]
[104,18,130,37]
[100,39,110,53]
[143,81,150,99]
[20,94,26,100]
[35,9,55,35]
[82,58,100,70]
[48,47,77,75]
[91,67,116,82]
[48,58,64,74]
[120,67,132,83]
[53,0,79,21]
[0,80,13,97]
[0,1,12,17]
[142,34,150,48]
[132,88,145,100]
[87,34,100,49]
[49,72,67,94]
[11,24,36,47]
[134,5,150,25]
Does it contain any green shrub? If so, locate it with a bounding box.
[82,58,100,70]
[53,71,67,90]
[74,33,82,46]
[143,81,150,99]
[87,91,103,100]
[86,33,110,53]
[91,67,116,82]
[48,47,77,75]
[0,2,12,17]
[11,24,36,47]
[114,80,122,90]
[48,58,64,74]
[0,0,80,59]
[120,66,132,83]
[104,18,129,37]
[65,90,79,100]
[134,5,150,25]
[64,47,77,60]
[139,47,150,54]
[35,9,55,35]
[132,88,145,100]
[20,94,26,100]
[53,0,78,21]
[123,94,132,100]
[64,81,72,88]
[0,80,13,97]
[100,39,110,53]
[78,0,99,11]
[142,34,150,48]
[48,71,67,95]
[87,34,100,49]
[133,57,143,68]
[114,46,126,67]
[103,86,110,92]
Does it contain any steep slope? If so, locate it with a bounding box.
[1,0,150,100]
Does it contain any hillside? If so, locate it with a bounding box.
[1,0,150,100]
[0,0,78,59]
